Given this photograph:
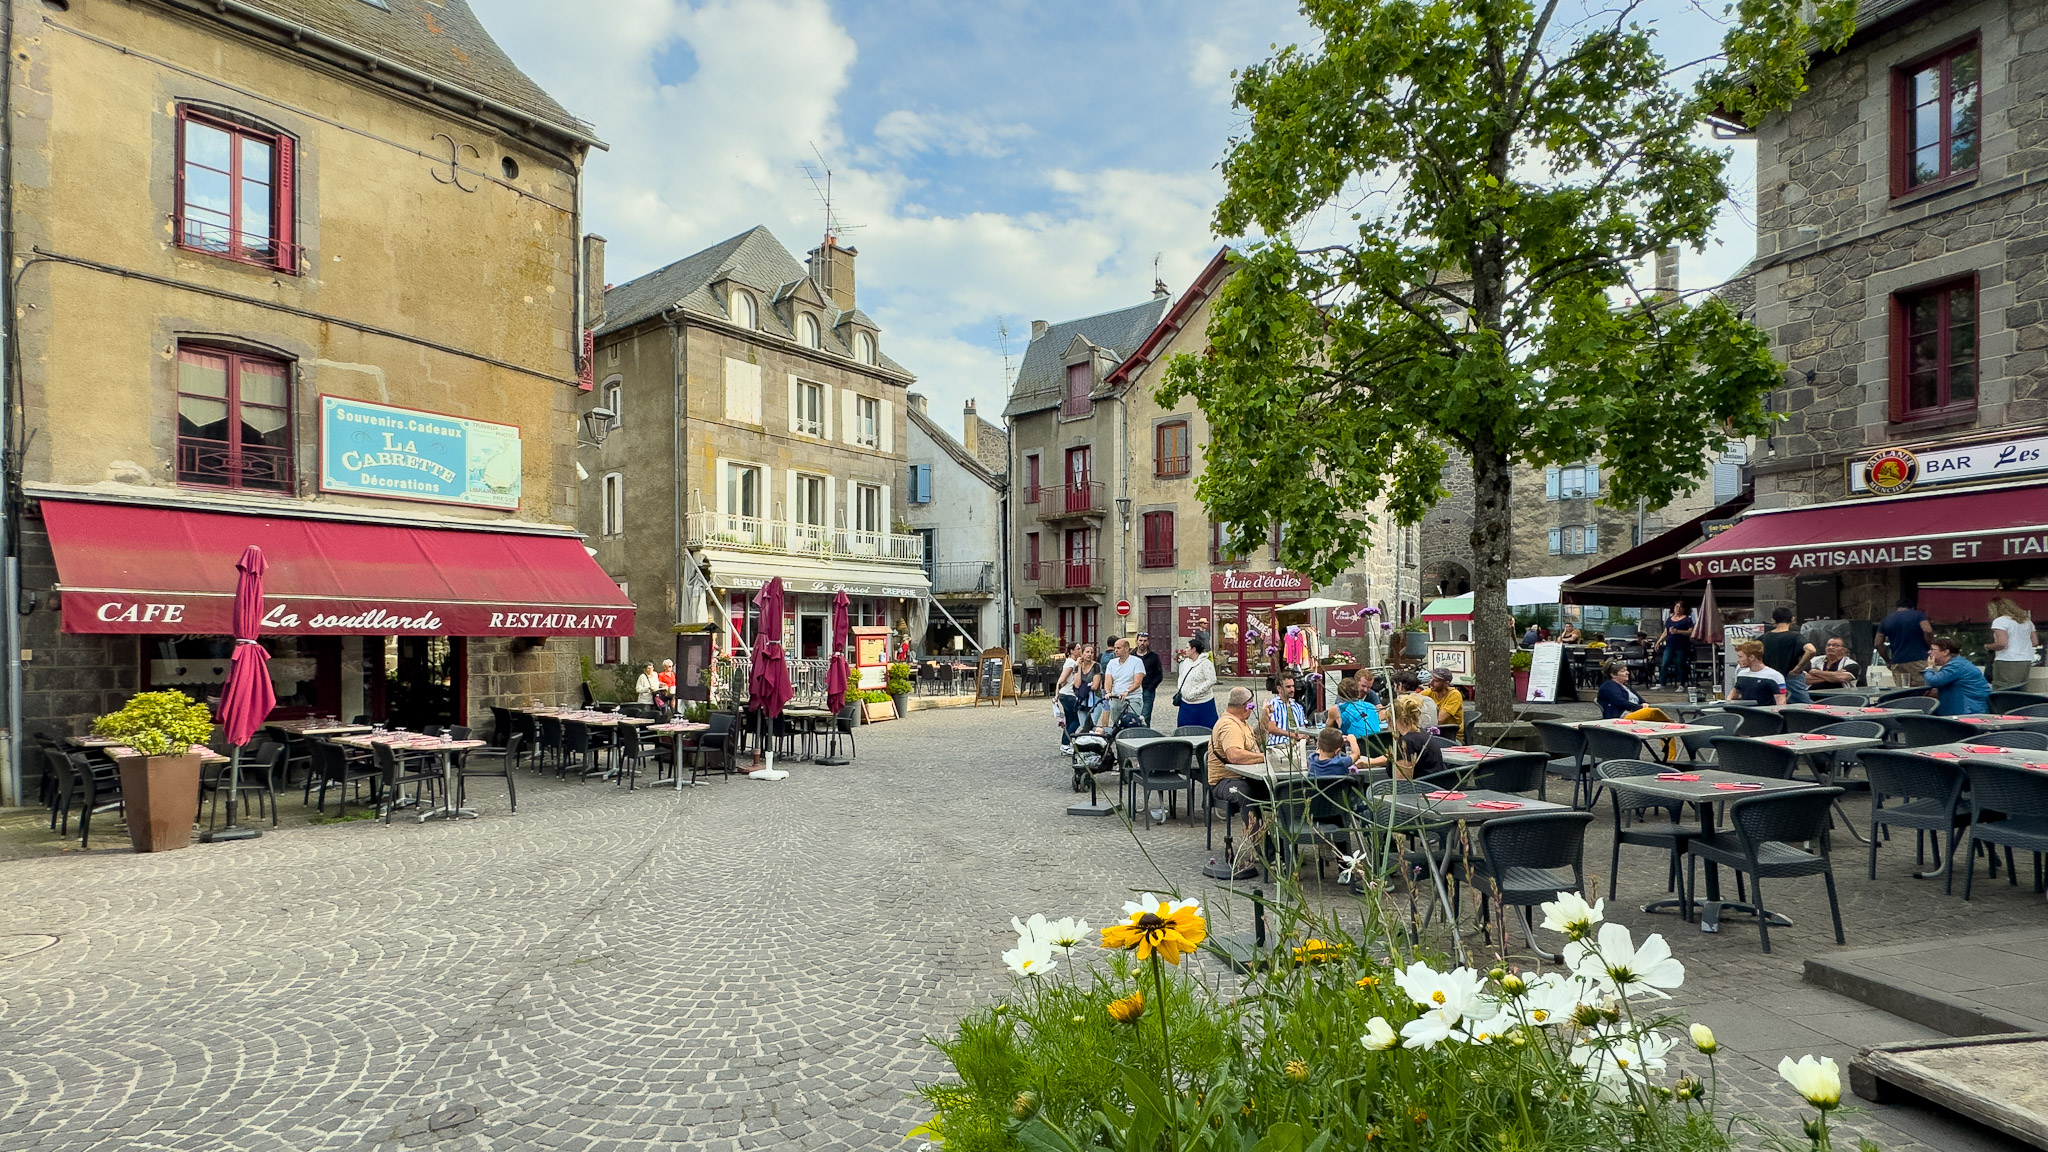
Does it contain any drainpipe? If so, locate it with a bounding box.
[666,310,686,626]
[1,1,20,805]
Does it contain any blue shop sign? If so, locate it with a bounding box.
[319,396,522,509]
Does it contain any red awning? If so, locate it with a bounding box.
[44,500,633,636]
[1677,483,2048,582]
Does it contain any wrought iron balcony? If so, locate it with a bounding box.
[933,561,996,595]
[687,513,925,563]
[1035,481,1107,522]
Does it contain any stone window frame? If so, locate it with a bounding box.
[174,104,298,274]
[1154,418,1192,478]
[1888,272,1980,423]
[729,289,759,330]
[1548,524,1599,556]
[600,472,624,536]
[853,331,876,365]
[796,312,823,350]
[1889,33,1983,200]
[174,340,296,494]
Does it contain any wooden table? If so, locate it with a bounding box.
[335,734,488,821]
[1596,767,1823,932]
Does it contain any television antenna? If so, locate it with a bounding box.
[801,144,865,242]
[996,317,1015,388]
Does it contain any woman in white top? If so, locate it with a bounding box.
[1055,643,1083,749]
[1988,597,2039,692]
[1175,633,1220,729]
[633,662,660,705]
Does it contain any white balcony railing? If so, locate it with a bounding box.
[689,512,925,564]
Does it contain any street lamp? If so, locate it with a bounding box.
[1115,496,1131,528]
[579,406,616,448]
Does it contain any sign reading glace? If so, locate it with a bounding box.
[320,396,522,509]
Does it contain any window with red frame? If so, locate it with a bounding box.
[1024,532,1041,579]
[1141,511,1175,568]
[176,345,293,491]
[1893,39,1981,195]
[1025,608,1042,635]
[1024,453,1041,503]
[1155,420,1190,477]
[1080,607,1099,647]
[1058,607,1076,645]
[1064,361,1093,417]
[1892,277,1977,420]
[177,108,295,271]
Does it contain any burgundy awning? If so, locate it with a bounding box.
[1562,494,1752,606]
[1677,484,2048,582]
[43,500,633,636]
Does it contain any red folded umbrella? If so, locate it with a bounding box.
[216,545,276,748]
[748,578,792,719]
[825,589,850,713]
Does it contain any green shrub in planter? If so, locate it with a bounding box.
[1019,627,1060,665]
[1510,650,1534,672]
[887,662,916,697]
[93,690,213,756]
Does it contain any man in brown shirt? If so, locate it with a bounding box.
[1207,685,1269,864]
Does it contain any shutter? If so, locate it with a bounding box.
[714,457,727,516]
[1587,464,1601,496]
[1586,523,1599,551]
[747,364,763,424]
[1545,467,1560,500]
[822,383,834,439]
[788,374,799,433]
[825,475,837,529]
[1548,528,1561,554]
[880,399,894,454]
[274,131,296,272]
[919,463,932,503]
[841,389,856,443]
[786,470,798,526]
[881,484,893,536]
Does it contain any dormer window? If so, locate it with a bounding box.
[730,290,758,330]
[797,312,821,349]
[853,331,875,365]
[1063,361,1093,418]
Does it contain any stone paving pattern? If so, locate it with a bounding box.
[0,702,2037,1150]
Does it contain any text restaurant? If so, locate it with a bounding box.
[29,396,633,732]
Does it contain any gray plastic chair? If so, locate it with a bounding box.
[1861,749,1967,892]
[1685,787,1846,952]
[1131,740,1194,829]
[1959,760,2048,901]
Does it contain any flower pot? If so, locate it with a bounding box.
[892,692,910,718]
[113,753,203,853]
[1403,633,1428,657]
[1513,669,1532,701]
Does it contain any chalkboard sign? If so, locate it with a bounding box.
[975,647,1016,706]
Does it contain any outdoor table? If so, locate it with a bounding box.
[266,720,374,737]
[1947,713,2048,732]
[1438,745,1520,769]
[1577,718,1721,762]
[69,736,230,764]
[1602,768,1824,932]
[644,721,711,788]
[1374,787,1569,963]
[336,733,487,821]
[781,707,833,761]
[1115,733,1212,820]
[1879,743,2048,881]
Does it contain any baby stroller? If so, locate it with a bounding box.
[1070,701,1148,793]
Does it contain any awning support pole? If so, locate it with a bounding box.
[924,595,981,653]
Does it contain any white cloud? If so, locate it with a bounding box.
[872,110,1034,159]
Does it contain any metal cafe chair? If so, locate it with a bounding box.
[373,742,442,824]
[1685,788,1846,953]
[460,733,522,812]
[1860,749,1967,892]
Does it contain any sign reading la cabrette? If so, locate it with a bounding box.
[1210,571,1312,595]
[320,396,522,510]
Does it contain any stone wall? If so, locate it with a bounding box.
[17,522,141,739]
[1419,447,1475,603]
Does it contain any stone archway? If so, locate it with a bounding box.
[1429,562,1472,599]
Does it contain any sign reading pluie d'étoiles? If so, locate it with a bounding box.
[320,396,522,510]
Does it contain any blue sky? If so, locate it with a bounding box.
[474,0,1758,440]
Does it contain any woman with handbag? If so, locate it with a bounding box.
[1174,633,1219,729]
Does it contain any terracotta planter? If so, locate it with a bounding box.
[1513,669,1533,701]
[114,753,203,853]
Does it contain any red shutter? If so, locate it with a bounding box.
[273,132,296,272]
[578,329,595,391]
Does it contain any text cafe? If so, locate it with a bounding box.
[1209,570,1313,677]
[23,396,631,735]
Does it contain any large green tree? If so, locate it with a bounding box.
[1162,0,1854,712]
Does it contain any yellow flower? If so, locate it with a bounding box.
[1107,990,1146,1024]
[1100,896,1208,965]
[1292,938,1346,964]
[1355,975,1380,989]
[1284,1059,1310,1083]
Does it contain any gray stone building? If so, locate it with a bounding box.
[1682,0,2048,636]
[904,397,1008,654]
[579,228,928,671]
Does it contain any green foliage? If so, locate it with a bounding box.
[93,690,214,756]
[578,654,639,703]
[1510,649,1534,672]
[887,662,917,696]
[1161,0,1857,705]
[851,688,892,705]
[1019,627,1061,665]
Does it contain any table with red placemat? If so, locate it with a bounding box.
[334,732,488,821]
[1377,786,1570,965]
[1598,767,1826,933]
[1946,713,2048,733]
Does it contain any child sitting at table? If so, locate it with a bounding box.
[1308,726,1363,777]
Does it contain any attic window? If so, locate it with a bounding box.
[730,290,757,330]
[854,331,875,365]
[797,313,821,349]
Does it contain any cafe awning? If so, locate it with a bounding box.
[1677,483,2048,582]
[1562,494,1753,607]
[43,499,633,636]
[1507,575,1568,606]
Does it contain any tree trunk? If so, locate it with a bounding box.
[1468,443,1516,725]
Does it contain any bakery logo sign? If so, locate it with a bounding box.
[1211,571,1312,594]
[1850,434,2048,495]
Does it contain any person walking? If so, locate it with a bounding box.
[1987,597,2038,692]
[1877,597,1934,687]
[634,661,660,705]
[1102,637,1145,728]
[1135,633,1165,726]
[1054,642,1081,750]
[1924,635,1991,716]
[1657,602,1694,690]
[1174,635,1219,729]
[1761,607,1816,704]
[657,659,677,709]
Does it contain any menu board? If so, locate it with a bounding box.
[975,648,1014,705]
[1526,642,1563,703]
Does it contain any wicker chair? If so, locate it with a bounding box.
[1685,787,1846,952]
[1710,736,1799,780]
[1860,749,1967,892]
[1532,720,1590,807]
[1960,760,2048,901]
[1471,810,1596,958]
[1593,759,1696,911]
[1894,714,1977,748]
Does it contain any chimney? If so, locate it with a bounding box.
[807,236,857,313]
[583,234,607,328]
[962,399,978,457]
[1030,319,1049,341]
[1654,246,1679,300]
[908,392,928,414]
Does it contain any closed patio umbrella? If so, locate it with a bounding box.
[204,545,274,843]
[819,590,852,766]
[748,578,793,770]
[1696,581,1723,695]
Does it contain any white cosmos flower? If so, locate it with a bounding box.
[1014,914,1090,953]
[1570,1024,1675,1096]
[1122,892,1200,918]
[1690,1023,1718,1054]
[1361,1016,1399,1051]
[1778,1055,1842,1110]
[1564,922,1686,999]
[1335,850,1368,884]
[1511,971,1599,1028]
[1393,963,1489,1050]
[1539,891,1605,940]
[1457,1009,1514,1045]
[1012,913,1051,945]
[1001,938,1057,978]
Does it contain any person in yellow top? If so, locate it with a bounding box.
[1422,668,1466,741]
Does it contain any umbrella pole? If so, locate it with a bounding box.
[202,742,261,843]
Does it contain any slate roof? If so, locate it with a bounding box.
[598,227,913,379]
[232,0,595,144]
[907,403,1000,489]
[1002,297,1171,418]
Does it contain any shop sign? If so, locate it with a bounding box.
[68,592,630,636]
[1326,604,1369,637]
[320,396,522,510]
[1680,528,2048,580]
[724,574,923,598]
[1175,604,1212,638]
[1210,570,1312,595]
[1848,434,2048,495]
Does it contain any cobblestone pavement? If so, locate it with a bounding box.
[0,703,2034,1150]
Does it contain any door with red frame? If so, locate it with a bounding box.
[1065,445,1091,507]
[1146,597,1171,647]
[1064,528,1093,589]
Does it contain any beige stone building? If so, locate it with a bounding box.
[579,228,926,673]
[5,0,624,781]
[1005,249,1418,676]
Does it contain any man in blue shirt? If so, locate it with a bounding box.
[1922,635,1990,717]
[1877,597,1934,687]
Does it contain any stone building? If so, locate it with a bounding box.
[903,398,1007,654]
[579,228,927,671]
[4,0,622,790]
[1006,250,1419,675]
[1681,0,2048,636]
